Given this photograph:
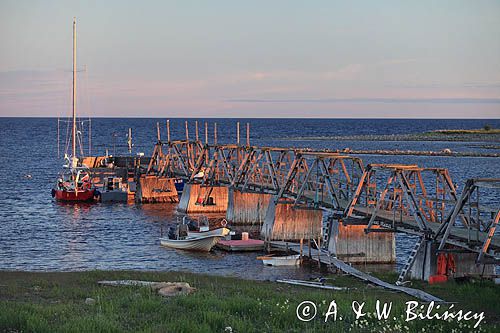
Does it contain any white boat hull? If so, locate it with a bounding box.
[260,254,301,266]
[160,234,224,252]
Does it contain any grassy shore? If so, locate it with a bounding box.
[0,270,499,332]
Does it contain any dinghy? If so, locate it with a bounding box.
[257,254,301,266]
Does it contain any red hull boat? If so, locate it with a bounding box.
[54,188,96,202]
[52,19,97,204]
[52,166,96,202]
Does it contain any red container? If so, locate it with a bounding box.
[429,274,448,284]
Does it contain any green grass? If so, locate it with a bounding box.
[0,270,498,332]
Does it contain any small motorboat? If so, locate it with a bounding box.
[160,230,229,252]
[187,227,230,238]
[257,254,301,266]
[99,177,129,202]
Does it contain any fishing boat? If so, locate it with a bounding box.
[98,177,129,202]
[52,18,96,202]
[257,254,301,266]
[187,227,230,238]
[160,229,230,252]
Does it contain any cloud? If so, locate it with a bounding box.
[0,69,69,96]
[2,66,499,117]
[376,58,420,66]
[323,64,364,80]
[227,97,500,104]
[321,59,423,81]
[386,81,500,89]
[250,72,272,80]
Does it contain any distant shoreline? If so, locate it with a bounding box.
[281,129,500,143]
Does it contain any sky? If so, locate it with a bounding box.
[0,0,499,118]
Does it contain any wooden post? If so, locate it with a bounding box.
[128,128,132,154]
[57,118,60,158]
[166,120,170,142]
[300,238,303,263]
[194,120,199,163]
[214,122,218,145]
[246,122,250,146]
[88,117,91,156]
[156,122,161,141]
[317,237,321,268]
[237,122,240,145]
[308,220,312,259]
[205,122,208,144]
[185,121,189,141]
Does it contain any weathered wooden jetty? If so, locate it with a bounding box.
[85,120,500,285]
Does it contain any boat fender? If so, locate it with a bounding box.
[51,189,56,197]
[94,189,101,200]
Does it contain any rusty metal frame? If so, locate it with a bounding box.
[434,178,500,262]
[143,132,499,258]
[345,164,461,235]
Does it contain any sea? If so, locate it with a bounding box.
[0,118,499,281]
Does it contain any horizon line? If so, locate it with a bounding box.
[1,116,500,120]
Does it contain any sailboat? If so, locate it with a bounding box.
[52,18,96,202]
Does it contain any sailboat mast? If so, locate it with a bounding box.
[72,17,77,161]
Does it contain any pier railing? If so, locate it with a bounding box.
[146,140,364,210]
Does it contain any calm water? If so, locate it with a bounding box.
[0,118,499,280]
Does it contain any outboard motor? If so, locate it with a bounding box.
[168,225,177,239]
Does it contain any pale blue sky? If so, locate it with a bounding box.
[1,0,499,117]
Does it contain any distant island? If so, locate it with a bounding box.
[282,126,500,143]
[428,127,499,135]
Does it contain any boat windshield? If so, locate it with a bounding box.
[56,167,93,191]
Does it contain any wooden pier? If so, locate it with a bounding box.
[88,120,500,282]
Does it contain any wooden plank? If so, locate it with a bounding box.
[216,239,264,252]
[276,279,347,291]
